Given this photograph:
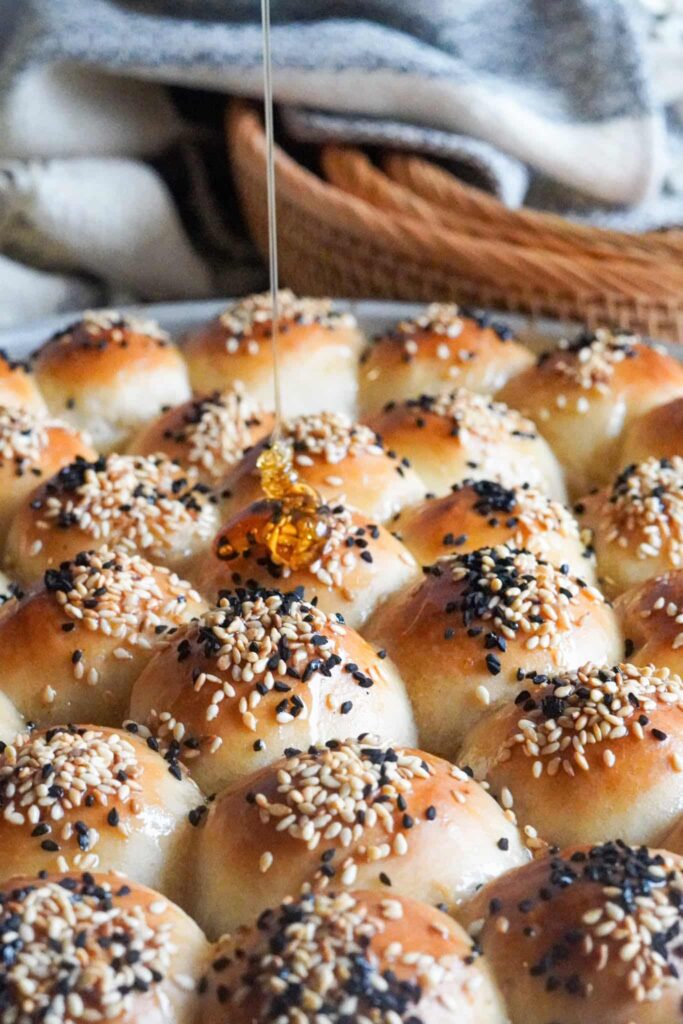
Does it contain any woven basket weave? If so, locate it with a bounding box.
[227,100,683,341]
[382,153,683,261]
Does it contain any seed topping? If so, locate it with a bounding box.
[276,412,384,467]
[161,385,269,480]
[480,840,683,1004]
[218,290,356,354]
[249,736,440,882]
[0,726,168,871]
[216,502,391,592]
[0,874,176,1022]
[384,389,538,445]
[496,662,683,778]
[541,328,646,393]
[0,408,75,479]
[630,575,683,653]
[40,309,169,351]
[206,888,470,1022]
[375,303,513,357]
[427,544,602,668]
[594,457,683,565]
[30,453,217,552]
[37,546,201,698]
[140,588,383,757]
[455,478,580,545]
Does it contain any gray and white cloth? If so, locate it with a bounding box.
[0,0,681,326]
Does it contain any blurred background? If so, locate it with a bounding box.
[0,0,681,334]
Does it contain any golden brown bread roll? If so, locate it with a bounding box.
[576,456,683,597]
[0,871,209,1024]
[358,303,534,415]
[460,662,683,849]
[660,814,683,856]
[615,569,683,675]
[219,412,425,523]
[182,290,364,417]
[194,498,418,627]
[464,841,683,1023]
[364,544,621,758]
[0,405,96,538]
[128,588,416,794]
[31,310,191,452]
[393,478,593,578]
[198,889,507,1022]
[0,725,204,903]
[365,388,567,501]
[0,546,206,726]
[499,328,683,497]
[126,384,275,485]
[190,736,527,937]
[0,348,46,415]
[5,453,220,585]
[620,395,683,466]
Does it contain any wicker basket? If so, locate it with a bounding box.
[382,153,683,261]
[227,100,683,341]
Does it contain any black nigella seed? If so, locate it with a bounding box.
[486,653,501,676]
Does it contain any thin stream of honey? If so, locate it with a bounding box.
[256,0,331,570]
[259,0,282,438]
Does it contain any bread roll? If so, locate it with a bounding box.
[182,290,363,417]
[0,871,209,1024]
[461,662,683,848]
[358,303,534,415]
[366,388,567,501]
[195,498,419,628]
[464,841,683,1023]
[0,690,22,744]
[660,812,683,856]
[393,478,593,578]
[0,725,204,904]
[0,570,22,609]
[0,546,206,726]
[364,544,621,758]
[198,889,507,1023]
[0,405,95,538]
[499,328,683,496]
[190,736,527,936]
[5,453,220,585]
[219,412,425,523]
[32,309,191,452]
[0,348,46,415]
[615,569,683,676]
[576,456,683,597]
[128,588,416,794]
[127,384,275,485]
[620,395,683,467]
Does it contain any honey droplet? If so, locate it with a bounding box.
[257,441,332,570]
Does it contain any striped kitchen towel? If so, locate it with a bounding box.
[0,0,681,323]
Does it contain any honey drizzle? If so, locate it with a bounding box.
[260,0,283,437]
[256,0,331,569]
